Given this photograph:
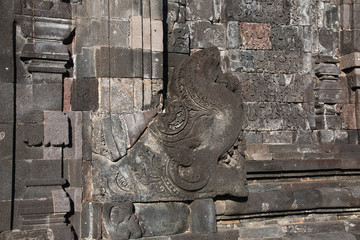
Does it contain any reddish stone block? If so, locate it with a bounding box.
[63,78,72,112]
[240,22,272,50]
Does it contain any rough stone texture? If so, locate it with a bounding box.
[240,23,272,50]
[135,202,189,237]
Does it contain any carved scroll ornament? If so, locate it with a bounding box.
[94,47,248,201]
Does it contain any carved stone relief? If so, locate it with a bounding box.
[93,47,248,201]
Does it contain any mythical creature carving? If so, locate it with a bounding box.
[94,47,247,201]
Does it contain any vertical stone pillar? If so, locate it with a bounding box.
[314,56,343,130]
[339,0,360,140]
[0,0,14,232]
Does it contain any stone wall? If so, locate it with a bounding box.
[1,0,360,240]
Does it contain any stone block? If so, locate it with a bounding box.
[109,0,133,19]
[227,21,241,49]
[283,232,357,240]
[186,0,214,21]
[44,146,62,160]
[52,189,71,213]
[64,158,82,187]
[74,48,96,78]
[110,78,134,114]
[82,111,93,161]
[188,22,226,50]
[348,68,360,89]
[63,78,72,112]
[168,53,188,67]
[151,20,164,52]
[318,130,335,144]
[263,131,294,144]
[0,159,12,201]
[143,50,152,78]
[103,202,142,239]
[71,78,99,111]
[23,0,71,19]
[340,52,360,70]
[150,0,163,20]
[134,78,143,111]
[0,124,13,161]
[319,28,337,55]
[0,201,11,232]
[143,18,151,50]
[169,230,239,240]
[238,226,284,239]
[135,202,190,237]
[243,131,262,144]
[225,0,290,24]
[341,30,360,55]
[190,199,217,234]
[15,125,43,161]
[33,83,62,111]
[63,112,83,160]
[244,144,271,161]
[0,229,54,240]
[271,25,302,51]
[240,23,271,50]
[130,16,142,49]
[66,187,82,213]
[152,51,163,79]
[33,18,72,40]
[32,73,63,84]
[44,111,70,147]
[0,0,13,84]
[143,79,152,108]
[0,83,14,123]
[334,130,349,143]
[81,202,102,240]
[169,25,190,54]
[23,123,43,147]
[82,161,92,201]
[98,78,110,112]
[107,48,142,78]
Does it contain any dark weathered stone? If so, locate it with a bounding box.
[71,78,99,111]
[186,0,214,21]
[225,0,290,24]
[0,201,12,232]
[190,199,217,234]
[135,202,189,237]
[0,84,14,123]
[188,22,226,50]
[103,202,142,239]
[15,125,43,161]
[0,0,14,84]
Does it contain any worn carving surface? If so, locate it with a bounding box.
[94,47,247,201]
[103,202,142,240]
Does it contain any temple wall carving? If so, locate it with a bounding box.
[1,0,360,240]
